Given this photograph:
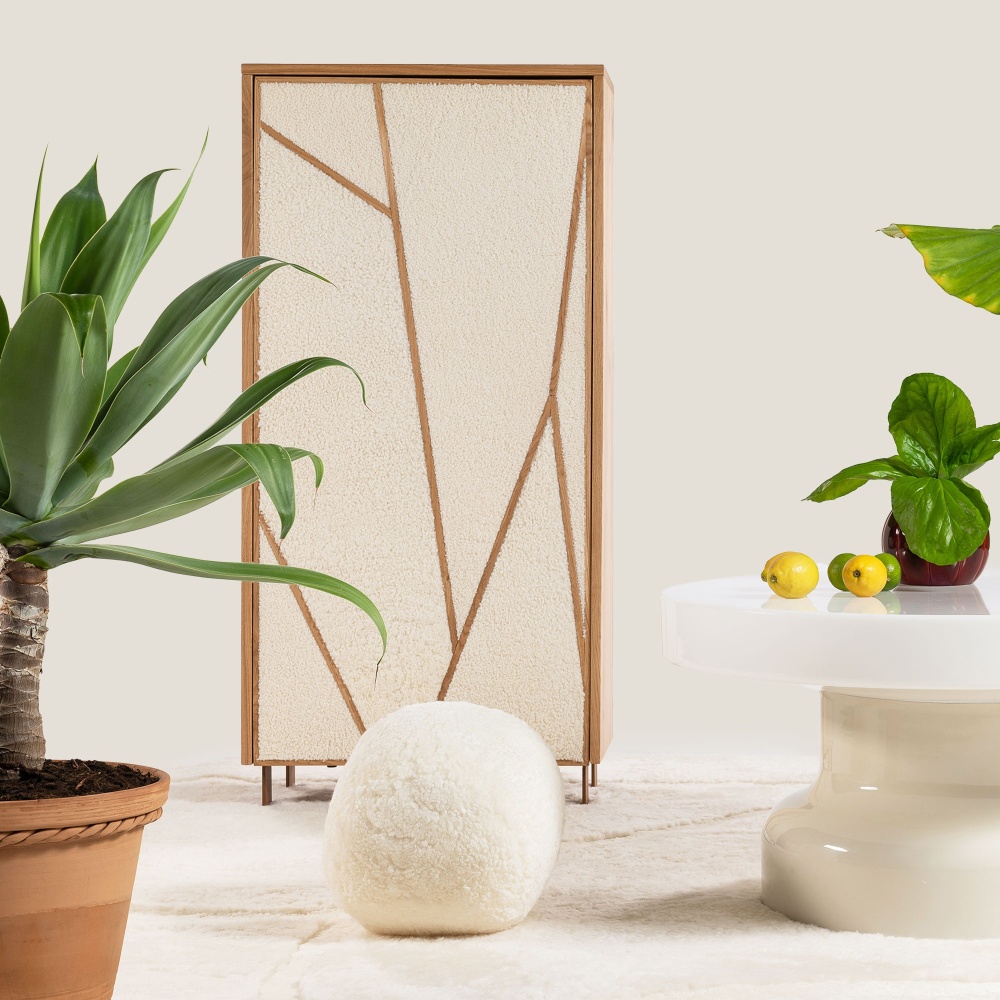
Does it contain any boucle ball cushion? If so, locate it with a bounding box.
[323,700,565,936]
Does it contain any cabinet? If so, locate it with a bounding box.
[241,64,612,802]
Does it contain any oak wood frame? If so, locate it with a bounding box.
[241,64,613,795]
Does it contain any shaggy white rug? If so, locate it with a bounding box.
[116,754,1000,999]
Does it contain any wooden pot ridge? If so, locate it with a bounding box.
[0,765,169,1000]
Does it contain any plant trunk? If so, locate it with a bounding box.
[0,545,48,772]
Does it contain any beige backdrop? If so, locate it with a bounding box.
[0,0,997,769]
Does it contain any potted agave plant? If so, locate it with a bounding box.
[0,150,385,1000]
[807,372,997,586]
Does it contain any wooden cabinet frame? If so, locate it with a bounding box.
[241,64,612,803]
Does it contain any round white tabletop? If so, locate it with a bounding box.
[661,569,999,693]
[660,568,1000,939]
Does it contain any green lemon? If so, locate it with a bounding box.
[827,552,855,592]
[876,552,902,591]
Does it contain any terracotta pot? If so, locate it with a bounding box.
[0,764,169,1000]
[881,513,990,587]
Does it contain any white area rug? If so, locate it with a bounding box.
[116,754,1000,999]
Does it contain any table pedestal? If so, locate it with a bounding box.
[762,689,1000,938]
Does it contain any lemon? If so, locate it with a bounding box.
[766,552,819,599]
[761,550,795,582]
[876,552,902,591]
[842,554,888,597]
[827,552,856,592]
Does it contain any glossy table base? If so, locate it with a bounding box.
[762,689,1000,938]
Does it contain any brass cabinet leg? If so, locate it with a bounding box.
[286,765,296,787]
[262,765,272,806]
[581,765,590,804]
[591,763,598,787]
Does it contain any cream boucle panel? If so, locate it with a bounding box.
[257,134,451,733]
[557,162,589,629]
[259,82,390,205]
[381,83,587,628]
[257,547,360,759]
[446,424,584,760]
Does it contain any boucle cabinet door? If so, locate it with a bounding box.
[242,65,612,767]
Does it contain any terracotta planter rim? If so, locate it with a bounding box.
[0,762,170,835]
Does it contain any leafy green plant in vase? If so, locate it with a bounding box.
[807,373,996,586]
[0,151,385,1000]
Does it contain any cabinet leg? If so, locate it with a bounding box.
[262,765,272,806]
[286,765,296,787]
[581,765,590,804]
[591,763,598,787]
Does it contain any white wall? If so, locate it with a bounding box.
[2,0,998,769]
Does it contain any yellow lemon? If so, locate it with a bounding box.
[761,550,796,582]
[842,555,888,597]
[766,552,819,599]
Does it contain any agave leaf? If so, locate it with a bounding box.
[102,348,138,406]
[22,543,387,659]
[0,293,8,358]
[30,444,318,546]
[55,261,299,502]
[0,509,30,541]
[883,224,1000,315]
[21,151,45,309]
[106,257,276,407]
[0,295,108,520]
[135,134,207,277]
[156,356,362,470]
[225,443,297,538]
[60,169,170,340]
[54,458,114,511]
[40,161,106,294]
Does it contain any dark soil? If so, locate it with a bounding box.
[0,759,158,801]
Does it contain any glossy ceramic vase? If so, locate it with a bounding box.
[882,512,990,586]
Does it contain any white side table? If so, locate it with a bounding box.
[661,571,1000,938]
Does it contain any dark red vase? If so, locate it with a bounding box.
[881,512,990,586]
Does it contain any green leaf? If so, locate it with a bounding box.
[890,476,988,564]
[805,458,918,502]
[21,151,45,309]
[0,295,108,520]
[156,356,363,469]
[136,134,206,277]
[54,458,114,511]
[23,543,387,660]
[39,161,107,294]
[952,478,991,531]
[59,169,170,340]
[943,421,1000,479]
[887,373,976,475]
[29,444,318,546]
[225,444,297,538]
[55,261,301,502]
[0,509,29,541]
[101,349,138,406]
[108,257,276,403]
[885,224,1000,315]
[0,293,8,358]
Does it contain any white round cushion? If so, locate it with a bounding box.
[323,701,565,936]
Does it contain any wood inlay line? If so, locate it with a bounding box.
[373,83,459,653]
[438,95,591,702]
[551,399,586,683]
[260,517,366,734]
[438,399,554,700]
[259,122,392,218]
